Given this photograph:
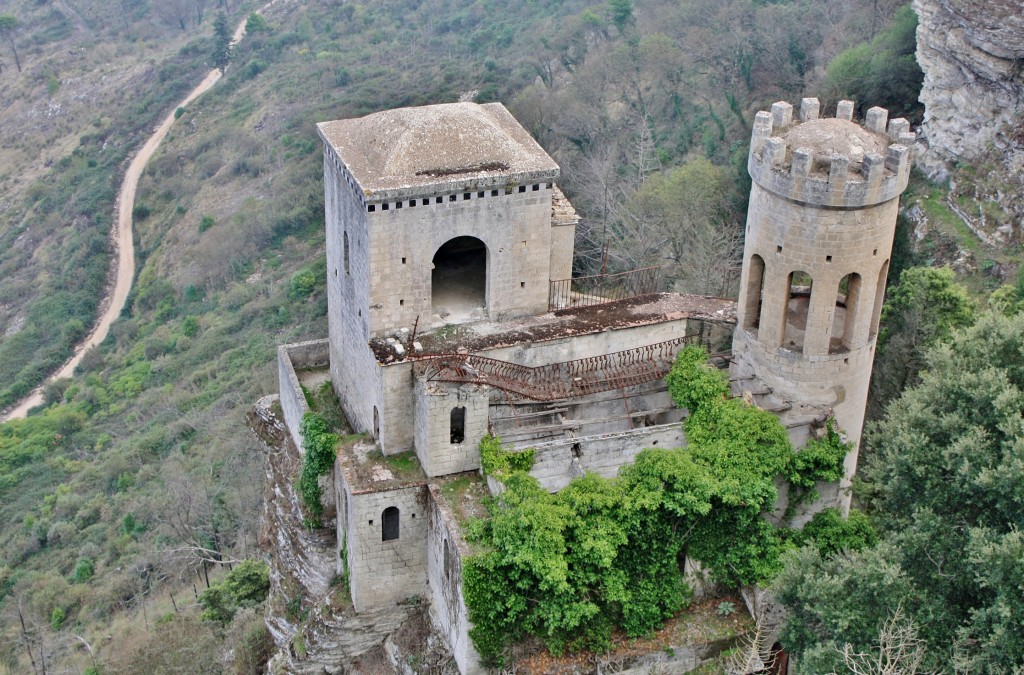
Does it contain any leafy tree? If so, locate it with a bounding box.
[988,264,1024,316]
[198,559,270,624]
[776,544,923,673]
[821,4,923,119]
[779,313,1024,671]
[869,266,974,418]
[245,12,269,34]
[623,157,740,295]
[0,14,21,73]
[607,0,634,33]
[212,12,233,74]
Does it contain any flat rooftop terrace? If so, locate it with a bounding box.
[370,292,737,365]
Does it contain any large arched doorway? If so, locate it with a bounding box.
[432,236,487,322]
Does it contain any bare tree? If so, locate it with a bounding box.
[156,0,191,31]
[831,608,935,675]
[191,0,211,27]
[0,15,21,73]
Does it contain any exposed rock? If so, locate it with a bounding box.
[250,396,337,647]
[251,397,455,674]
[914,0,1024,182]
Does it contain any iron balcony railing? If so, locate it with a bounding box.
[548,265,663,312]
[414,335,700,401]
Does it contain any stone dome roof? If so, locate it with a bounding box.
[783,118,888,170]
[318,102,559,197]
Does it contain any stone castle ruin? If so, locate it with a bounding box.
[269,98,913,673]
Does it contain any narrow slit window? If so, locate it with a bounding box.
[450,406,466,444]
[344,232,350,275]
[382,507,399,541]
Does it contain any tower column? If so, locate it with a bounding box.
[760,267,790,348]
[803,279,836,356]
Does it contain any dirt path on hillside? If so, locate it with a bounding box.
[2,9,270,422]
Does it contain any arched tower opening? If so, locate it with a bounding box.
[831,273,862,352]
[742,254,766,335]
[431,236,487,322]
[782,271,813,353]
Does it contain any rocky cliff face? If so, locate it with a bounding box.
[249,396,452,674]
[914,0,1023,179]
[914,0,1024,241]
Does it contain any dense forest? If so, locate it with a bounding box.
[0,0,1020,672]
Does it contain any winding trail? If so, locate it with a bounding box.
[2,10,266,422]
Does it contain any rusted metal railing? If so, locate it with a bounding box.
[548,266,663,312]
[414,335,700,401]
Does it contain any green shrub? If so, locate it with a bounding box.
[479,434,534,478]
[199,215,216,233]
[463,346,850,664]
[199,559,270,624]
[71,558,94,583]
[799,508,877,556]
[50,606,65,630]
[298,412,338,527]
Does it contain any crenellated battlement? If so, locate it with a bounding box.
[748,98,913,208]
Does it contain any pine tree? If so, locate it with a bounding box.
[212,12,233,74]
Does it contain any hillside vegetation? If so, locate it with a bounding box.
[2,0,1017,672]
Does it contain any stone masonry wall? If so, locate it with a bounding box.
[735,101,908,514]
[414,381,489,478]
[340,475,429,612]
[426,485,484,675]
[365,184,554,333]
[739,186,898,359]
[325,151,385,440]
[277,339,331,452]
[527,423,686,492]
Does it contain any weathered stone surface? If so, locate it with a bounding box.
[250,397,336,649]
[914,0,1024,181]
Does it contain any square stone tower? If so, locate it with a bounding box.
[316,102,572,442]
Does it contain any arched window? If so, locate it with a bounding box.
[743,254,766,333]
[869,260,889,339]
[343,231,350,275]
[450,406,466,444]
[382,506,399,541]
[831,273,862,352]
[782,271,813,353]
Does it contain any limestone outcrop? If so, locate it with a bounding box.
[914,0,1024,181]
[249,395,452,673]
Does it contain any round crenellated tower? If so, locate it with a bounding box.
[732,98,914,513]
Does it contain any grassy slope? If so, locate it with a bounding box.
[0,0,228,409]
